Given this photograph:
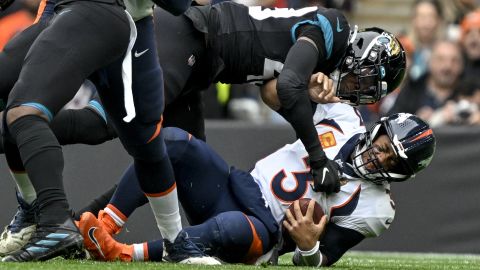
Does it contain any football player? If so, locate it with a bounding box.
[77,103,436,266]
[154,2,406,195]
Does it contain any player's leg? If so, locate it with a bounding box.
[163,91,206,141]
[2,0,130,262]
[78,210,273,264]
[92,15,219,264]
[0,1,54,257]
[50,96,117,146]
[181,212,273,264]
[0,141,38,256]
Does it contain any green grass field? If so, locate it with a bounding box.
[2,251,480,270]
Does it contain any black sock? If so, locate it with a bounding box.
[8,115,70,224]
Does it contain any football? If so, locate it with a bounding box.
[286,198,325,224]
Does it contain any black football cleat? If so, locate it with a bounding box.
[2,217,84,262]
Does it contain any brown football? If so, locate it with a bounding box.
[286,198,325,224]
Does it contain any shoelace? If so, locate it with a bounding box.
[179,236,206,255]
[7,195,37,232]
[7,212,31,231]
[6,206,36,232]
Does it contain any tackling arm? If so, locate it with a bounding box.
[276,38,323,162]
[276,37,341,194]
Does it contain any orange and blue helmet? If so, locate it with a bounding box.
[352,113,436,184]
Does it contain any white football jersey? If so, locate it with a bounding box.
[250,103,395,237]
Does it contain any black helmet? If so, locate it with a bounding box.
[334,27,407,105]
[351,113,436,184]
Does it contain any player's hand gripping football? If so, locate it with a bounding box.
[310,158,342,194]
[308,72,341,104]
[283,199,327,251]
[0,0,15,11]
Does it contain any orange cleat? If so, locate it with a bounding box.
[79,212,133,261]
[98,209,123,235]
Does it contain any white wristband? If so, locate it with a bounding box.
[296,241,320,256]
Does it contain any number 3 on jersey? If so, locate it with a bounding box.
[270,156,313,203]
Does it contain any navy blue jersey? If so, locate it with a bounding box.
[185,2,350,85]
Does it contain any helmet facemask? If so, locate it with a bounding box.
[333,56,388,105]
[352,124,413,184]
[352,126,396,184]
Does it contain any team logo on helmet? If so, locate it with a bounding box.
[376,33,402,57]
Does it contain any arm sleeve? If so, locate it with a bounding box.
[152,0,191,16]
[276,38,325,162]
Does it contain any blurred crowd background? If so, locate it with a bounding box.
[3,0,480,127]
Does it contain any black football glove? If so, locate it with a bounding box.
[0,0,14,11]
[310,158,342,194]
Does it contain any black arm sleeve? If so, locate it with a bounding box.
[320,223,365,266]
[153,0,191,16]
[276,39,325,162]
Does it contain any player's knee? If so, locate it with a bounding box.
[6,106,48,126]
[163,127,190,143]
[213,212,271,263]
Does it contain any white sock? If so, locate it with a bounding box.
[104,205,126,228]
[12,172,37,205]
[146,184,182,242]
[132,243,146,261]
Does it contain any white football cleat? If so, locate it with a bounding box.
[0,224,36,256]
[0,193,38,256]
